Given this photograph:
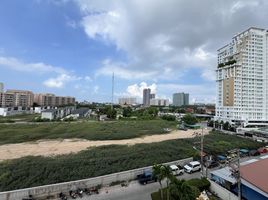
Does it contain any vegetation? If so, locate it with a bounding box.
[182,114,198,125]
[218,59,236,68]
[151,178,210,200]
[0,120,177,144]
[0,131,264,191]
[161,115,176,121]
[0,114,40,123]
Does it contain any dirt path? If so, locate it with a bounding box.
[0,129,209,161]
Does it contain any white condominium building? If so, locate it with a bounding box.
[118,97,137,105]
[215,27,268,128]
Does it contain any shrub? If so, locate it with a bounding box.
[187,178,210,192]
[161,115,176,121]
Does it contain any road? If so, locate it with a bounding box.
[80,171,201,200]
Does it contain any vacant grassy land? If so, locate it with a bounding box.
[0,131,263,191]
[0,120,177,144]
[0,113,40,123]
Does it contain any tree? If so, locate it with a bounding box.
[161,165,173,200]
[153,164,166,200]
[169,178,196,200]
[147,107,158,118]
[223,121,230,130]
[107,107,117,119]
[122,107,132,117]
[161,115,176,121]
[182,114,198,125]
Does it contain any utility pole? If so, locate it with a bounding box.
[200,126,204,177]
[111,72,114,110]
[237,149,241,200]
[193,124,205,177]
[229,148,241,200]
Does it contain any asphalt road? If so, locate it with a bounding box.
[80,171,201,200]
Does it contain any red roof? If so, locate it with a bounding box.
[240,158,268,194]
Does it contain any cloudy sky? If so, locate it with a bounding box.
[1,0,268,103]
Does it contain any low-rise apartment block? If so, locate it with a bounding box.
[34,93,75,107]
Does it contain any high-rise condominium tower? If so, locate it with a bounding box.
[215,27,268,128]
[143,88,151,107]
[173,93,189,106]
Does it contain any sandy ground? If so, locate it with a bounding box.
[0,129,209,161]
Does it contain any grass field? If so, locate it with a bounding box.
[0,114,40,123]
[0,131,264,191]
[0,120,177,144]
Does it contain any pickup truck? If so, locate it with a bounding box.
[137,170,157,185]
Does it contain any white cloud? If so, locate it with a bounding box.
[43,74,80,88]
[93,85,99,93]
[0,56,66,74]
[126,82,157,98]
[76,0,268,82]
[95,59,158,80]
[84,76,93,82]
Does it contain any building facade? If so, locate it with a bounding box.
[150,98,169,106]
[0,82,3,93]
[173,93,189,106]
[215,27,268,127]
[0,90,34,107]
[34,93,75,107]
[143,88,151,107]
[118,97,137,105]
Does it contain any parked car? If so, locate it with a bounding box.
[183,161,201,173]
[137,170,157,185]
[169,164,183,176]
[249,149,260,156]
[258,147,268,154]
[240,149,249,157]
[217,155,227,164]
[206,160,219,168]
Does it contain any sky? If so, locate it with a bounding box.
[1,0,268,103]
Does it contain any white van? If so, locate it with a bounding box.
[183,161,201,173]
[169,165,183,176]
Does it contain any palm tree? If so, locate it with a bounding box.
[169,178,195,200]
[161,165,173,200]
[153,164,165,200]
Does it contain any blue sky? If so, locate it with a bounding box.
[1,0,268,103]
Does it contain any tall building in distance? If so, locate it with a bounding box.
[143,88,151,107]
[173,93,189,106]
[0,82,3,93]
[215,27,268,127]
[34,93,75,107]
[0,90,34,107]
[150,98,169,107]
[118,97,137,105]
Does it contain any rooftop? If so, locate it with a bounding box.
[240,158,268,194]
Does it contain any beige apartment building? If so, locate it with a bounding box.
[34,93,75,107]
[0,90,34,107]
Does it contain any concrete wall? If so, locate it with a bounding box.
[0,157,192,200]
[209,180,238,200]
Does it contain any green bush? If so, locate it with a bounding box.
[182,114,198,125]
[161,115,176,121]
[187,178,210,192]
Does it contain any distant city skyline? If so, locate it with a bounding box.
[1,1,268,103]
